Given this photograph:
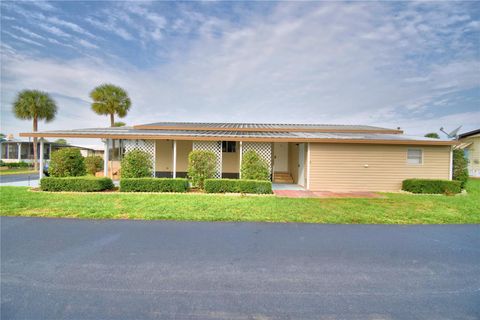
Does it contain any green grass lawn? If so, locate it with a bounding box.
[0,168,37,176]
[0,179,479,224]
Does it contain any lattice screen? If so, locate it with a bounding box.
[242,142,272,174]
[124,139,156,177]
[192,141,222,178]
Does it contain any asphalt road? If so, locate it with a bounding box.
[1,217,479,320]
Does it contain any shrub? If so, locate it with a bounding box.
[402,179,461,194]
[6,161,30,168]
[120,149,152,178]
[120,178,189,192]
[85,155,103,175]
[0,160,5,167]
[452,149,468,188]
[241,150,270,181]
[40,177,114,192]
[49,148,86,177]
[188,150,216,189]
[204,179,273,194]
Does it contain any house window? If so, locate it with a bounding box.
[407,148,423,164]
[222,141,236,153]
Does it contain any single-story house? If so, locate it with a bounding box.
[0,136,97,163]
[457,129,480,177]
[20,122,456,191]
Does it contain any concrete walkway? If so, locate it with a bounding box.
[274,189,382,198]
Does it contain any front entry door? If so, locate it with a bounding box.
[298,143,305,186]
[273,142,288,172]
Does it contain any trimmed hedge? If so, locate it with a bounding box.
[120,178,189,192]
[40,177,114,192]
[204,179,273,194]
[7,161,30,168]
[402,179,461,194]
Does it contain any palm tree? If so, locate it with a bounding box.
[12,90,57,170]
[90,84,131,127]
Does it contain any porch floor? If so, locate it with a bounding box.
[272,183,305,191]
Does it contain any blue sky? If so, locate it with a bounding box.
[1,0,479,146]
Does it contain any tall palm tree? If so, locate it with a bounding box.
[90,84,131,127]
[12,90,57,170]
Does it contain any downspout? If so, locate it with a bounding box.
[449,146,453,180]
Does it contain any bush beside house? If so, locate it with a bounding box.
[120,178,189,192]
[452,149,469,188]
[402,179,461,194]
[40,177,114,192]
[205,179,273,194]
[241,150,270,181]
[85,155,103,175]
[49,148,86,177]
[188,150,216,189]
[120,149,152,178]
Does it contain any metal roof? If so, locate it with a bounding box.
[133,122,400,133]
[458,128,480,139]
[19,126,455,145]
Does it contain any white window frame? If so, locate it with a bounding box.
[407,148,423,165]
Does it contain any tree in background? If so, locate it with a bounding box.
[424,133,440,139]
[113,122,126,127]
[90,84,131,127]
[54,138,68,145]
[12,90,57,171]
[452,149,469,189]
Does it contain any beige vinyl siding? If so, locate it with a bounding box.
[309,143,451,191]
[155,140,173,172]
[460,135,480,176]
[176,140,192,172]
[222,142,240,173]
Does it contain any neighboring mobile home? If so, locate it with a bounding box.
[458,129,480,178]
[20,122,455,191]
[0,136,97,163]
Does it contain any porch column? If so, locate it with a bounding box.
[39,139,44,179]
[103,139,109,177]
[172,140,177,178]
[239,141,243,179]
[49,143,52,160]
[17,143,21,161]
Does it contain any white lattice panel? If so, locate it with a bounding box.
[192,141,222,178]
[124,139,155,176]
[242,142,272,174]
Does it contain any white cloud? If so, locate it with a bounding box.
[47,16,98,39]
[11,26,44,39]
[2,31,45,47]
[38,24,71,38]
[28,1,57,12]
[85,17,133,41]
[78,39,98,49]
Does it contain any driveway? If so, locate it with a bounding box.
[0,173,39,187]
[1,217,479,319]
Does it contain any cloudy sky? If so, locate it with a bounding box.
[1,1,479,146]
